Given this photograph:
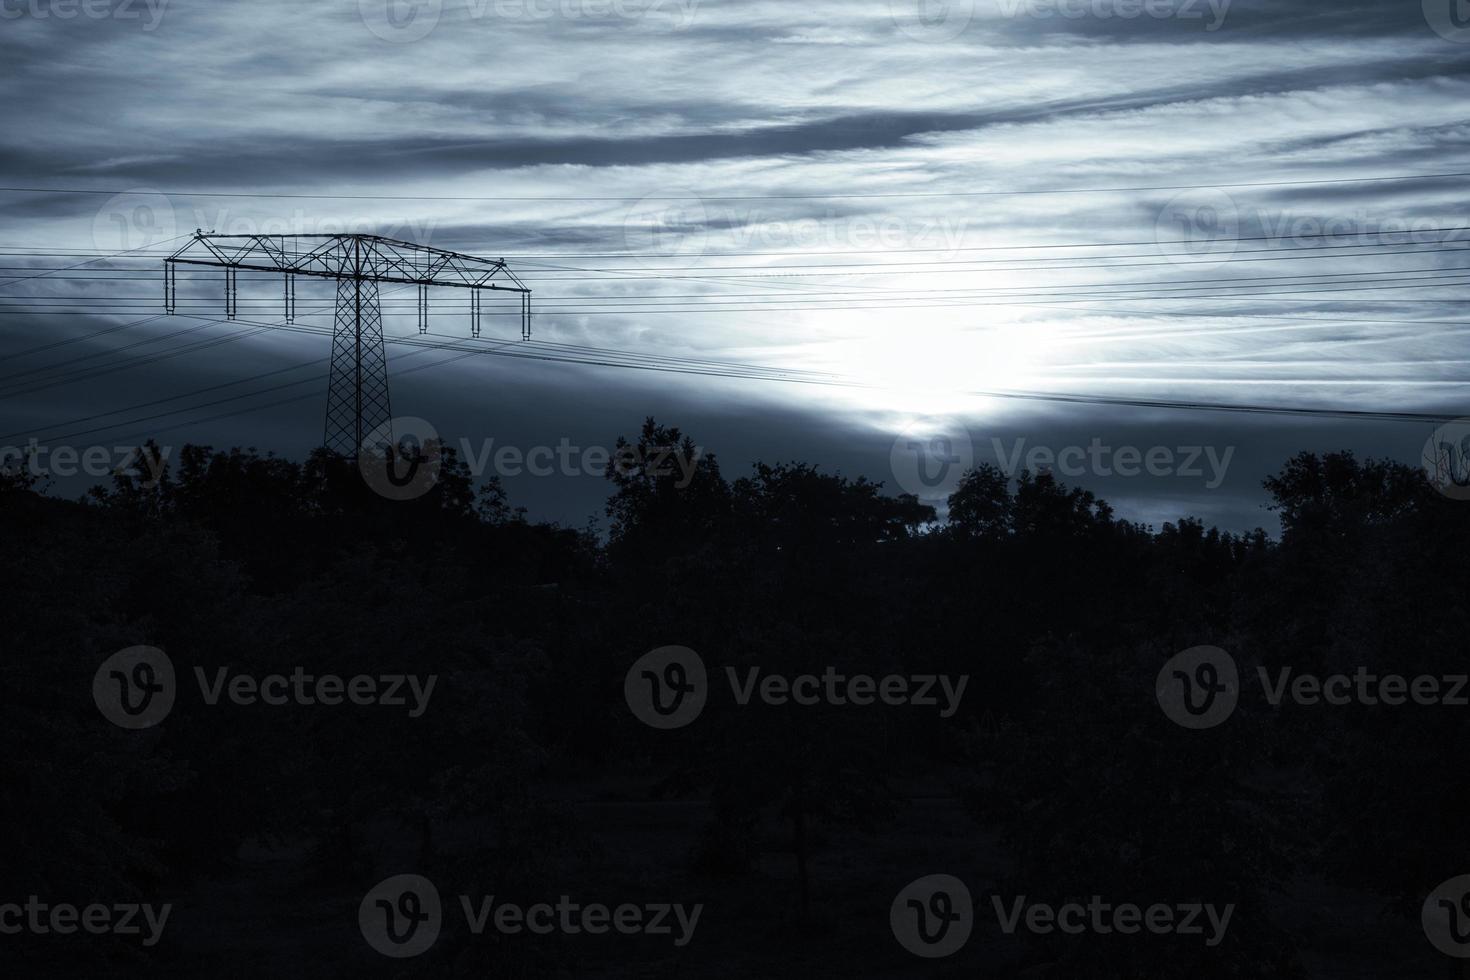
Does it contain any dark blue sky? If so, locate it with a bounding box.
[1,0,1466,531]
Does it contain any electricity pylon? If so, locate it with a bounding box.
[164,233,531,457]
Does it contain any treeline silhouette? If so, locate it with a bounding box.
[2,418,1466,977]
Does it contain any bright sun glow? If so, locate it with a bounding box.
[826,317,1056,419]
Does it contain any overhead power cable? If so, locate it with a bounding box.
[1,168,1467,202]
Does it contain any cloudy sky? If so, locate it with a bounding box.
[0,0,1466,531]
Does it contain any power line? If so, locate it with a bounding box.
[8,301,1463,441]
[3,169,1468,202]
[8,257,1470,315]
[0,313,169,361]
[3,226,1468,267]
[10,242,1470,281]
[87,315,1469,433]
[0,233,191,291]
[6,276,1466,318]
[0,307,852,441]
[12,260,1470,303]
[7,300,1457,449]
[0,282,422,398]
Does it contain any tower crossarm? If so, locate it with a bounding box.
[162,231,533,457]
[165,233,531,293]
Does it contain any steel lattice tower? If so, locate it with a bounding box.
[164,233,531,458]
[323,273,392,455]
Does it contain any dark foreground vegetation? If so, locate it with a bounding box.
[3,418,1467,977]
